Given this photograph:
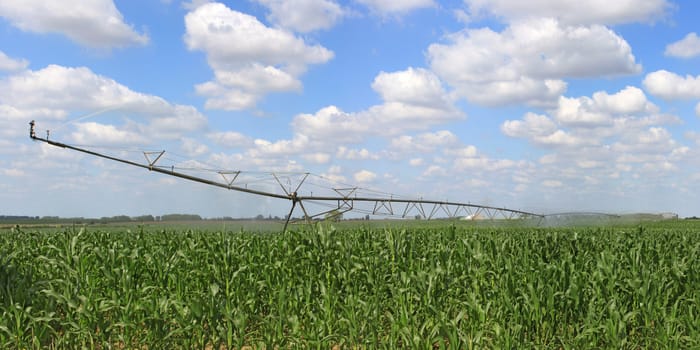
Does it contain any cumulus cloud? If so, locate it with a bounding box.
[463,0,671,25]
[302,152,331,164]
[0,65,207,140]
[502,86,687,185]
[372,68,454,109]
[0,51,28,72]
[421,164,446,177]
[643,70,700,100]
[611,126,677,154]
[200,72,457,169]
[180,137,210,157]
[2,168,25,177]
[184,2,333,110]
[427,18,640,106]
[207,131,253,148]
[336,146,377,160]
[665,32,700,58]
[409,158,424,166]
[320,165,347,183]
[255,0,345,32]
[356,0,435,15]
[502,113,557,138]
[542,179,563,188]
[501,112,584,147]
[389,130,460,154]
[554,86,658,127]
[353,169,377,183]
[292,68,462,143]
[0,0,148,48]
[454,157,518,172]
[71,122,147,145]
[249,136,310,158]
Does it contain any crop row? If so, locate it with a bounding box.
[1,223,699,348]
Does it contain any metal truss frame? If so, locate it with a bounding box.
[29,121,544,231]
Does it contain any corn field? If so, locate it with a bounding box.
[1,223,699,349]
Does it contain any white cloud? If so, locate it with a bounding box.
[372,68,453,109]
[590,86,657,115]
[71,122,147,145]
[255,0,345,32]
[446,145,478,158]
[0,65,207,139]
[612,127,677,154]
[357,0,434,15]
[643,70,700,100]
[293,68,462,143]
[665,32,700,58]
[320,165,347,183]
[502,112,557,138]
[454,157,518,172]
[353,169,377,183]
[542,180,563,188]
[302,152,331,164]
[389,130,460,153]
[502,85,688,193]
[184,2,333,110]
[539,154,557,164]
[292,106,364,143]
[463,0,671,25]
[336,146,377,160]
[0,0,148,48]
[207,150,304,172]
[181,137,209,157]
[555,96,612,127]
[427,18,640,106]
[250,136,309,158]
[208,131,253,148]
[409,158,424,166]
[0,51,28,72]
[422,165,446,177]
[554,86,657,127]
[502,87,673,155]
[641,161,676,172]
[2,168,25,177]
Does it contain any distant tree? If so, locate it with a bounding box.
[255,214,265,220]
[132,215,155,222]
[161,214,202,221]
[415,214,422,220]
[111,215,132,222]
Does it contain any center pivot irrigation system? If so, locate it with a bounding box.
[29,121,544,230]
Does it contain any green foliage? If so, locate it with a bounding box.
[160,213,203,221]
[1,224,700,348]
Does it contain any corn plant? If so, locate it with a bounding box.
[1,221,699,348]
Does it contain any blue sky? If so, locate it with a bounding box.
[1,0,700,218]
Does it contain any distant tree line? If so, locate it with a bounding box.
[0,213,306,224]
[0,214,203,224]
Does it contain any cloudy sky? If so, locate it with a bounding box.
[1,0,700,218]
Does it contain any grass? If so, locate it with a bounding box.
[1,221,699,348]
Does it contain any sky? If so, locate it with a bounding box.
[1,0,700,218]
